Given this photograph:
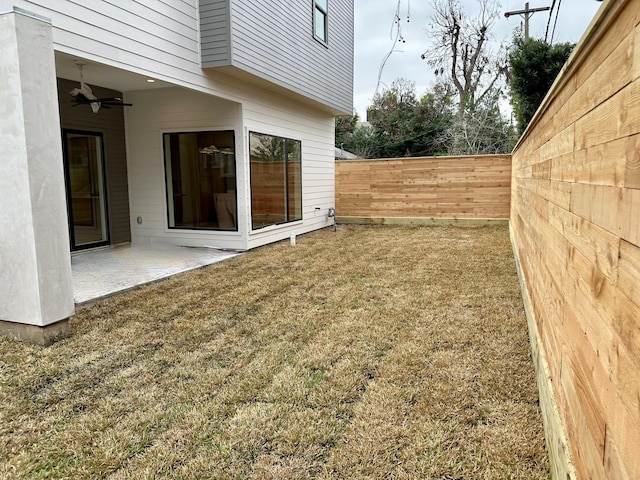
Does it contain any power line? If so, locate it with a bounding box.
[544,0,556,42]
[375,0,411,96]
[550,0,562,43]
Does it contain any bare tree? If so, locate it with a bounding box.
[438,89,515,155]
[421,0,507,116]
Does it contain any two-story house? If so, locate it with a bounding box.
[0,0,354,344]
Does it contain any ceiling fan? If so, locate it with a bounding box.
[69,61,132,113]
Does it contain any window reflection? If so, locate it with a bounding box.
[314,0,328,43]
[164,131,237,230]
[249,132,302,230]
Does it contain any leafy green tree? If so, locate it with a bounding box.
[250,134,300,162]
[367,78,418,157]
[509,37,574,133]
[412,83,456,155]
[350,124,376,159]
[366,78,454,158]
[335,112,359,153]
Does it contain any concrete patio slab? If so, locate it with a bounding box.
[71,243,240,305]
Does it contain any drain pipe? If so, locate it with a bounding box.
[328,207,336,232]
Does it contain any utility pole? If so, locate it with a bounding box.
[504,2,551,40]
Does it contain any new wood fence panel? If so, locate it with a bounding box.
[510,0,640,478]
[624,133,640,187]
[336,155,511,220]
[551,139,627,187]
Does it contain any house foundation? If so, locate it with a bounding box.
[0,319,71,347]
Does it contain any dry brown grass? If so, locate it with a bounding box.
[0,225,550,479]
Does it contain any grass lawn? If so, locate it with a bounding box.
[0,225,550,479]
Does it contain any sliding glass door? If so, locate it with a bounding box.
[62,130,109,250]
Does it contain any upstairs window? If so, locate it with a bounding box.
[313,0,328,44]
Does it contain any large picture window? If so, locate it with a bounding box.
[313,0,328,43]
[164,131,237,231]
[249,132,302,230]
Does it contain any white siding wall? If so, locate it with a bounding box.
[228,0,353,115]
[125,87,245,250]
[3,0,245,112]
[243,93,336,250]
[199,0,354,114]
[199,0,230,66]
[3,0,203,86]
[4,0,350,114]
[4,0,338,250]
[125,84,335,251]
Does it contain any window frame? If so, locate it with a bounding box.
[249,131,303,231]
[313,0,328,45]
[61,128,110,251]
[162,129,238,232]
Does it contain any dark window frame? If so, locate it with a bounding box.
[313,0,328,45]
[61,128,110,251]
[162,130,238,232]
[249,131,303,231]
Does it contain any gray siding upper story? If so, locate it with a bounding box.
[199,0,354,114]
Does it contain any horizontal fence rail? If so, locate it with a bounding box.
[509,1,640,478]
[336,155,512,221]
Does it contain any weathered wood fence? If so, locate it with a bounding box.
[335,155,512,223]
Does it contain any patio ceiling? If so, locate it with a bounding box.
[54,51,173,93]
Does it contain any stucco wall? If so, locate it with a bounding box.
[0,9,74,331]
[510,1,640,478]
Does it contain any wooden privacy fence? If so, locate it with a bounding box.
[335,155,512,222]
[509,1,640,478]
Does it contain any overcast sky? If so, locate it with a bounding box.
[353,0,603,117]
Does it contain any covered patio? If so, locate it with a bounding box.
[71,244,240,305]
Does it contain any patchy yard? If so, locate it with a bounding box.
[0,225,549,479]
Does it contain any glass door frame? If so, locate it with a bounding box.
[61,128,110,251]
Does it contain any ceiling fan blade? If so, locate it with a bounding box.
[101,101,134,107]
[69,81,132,110]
